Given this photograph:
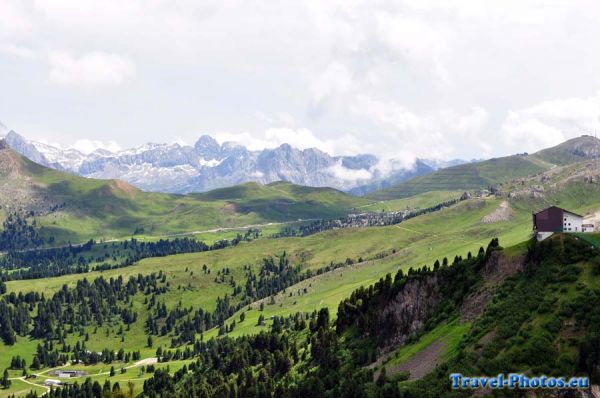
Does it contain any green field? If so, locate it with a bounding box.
[358,190,462,212]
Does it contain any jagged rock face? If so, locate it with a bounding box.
[379,274,445,347]
[0,130,435,194]
[374,251,525,348]
[194,135,221,159]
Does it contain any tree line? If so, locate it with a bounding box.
[0,229,260,280]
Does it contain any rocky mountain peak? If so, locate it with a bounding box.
[194,135,220,156]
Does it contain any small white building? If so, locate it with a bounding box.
[583,223,596,233]
[44,379,62,387]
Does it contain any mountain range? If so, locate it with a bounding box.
[0,123,461,194]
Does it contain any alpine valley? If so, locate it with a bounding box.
[0,131,599,398]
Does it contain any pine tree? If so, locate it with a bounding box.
[1,369,10,389]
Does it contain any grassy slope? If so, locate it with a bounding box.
[533,135,600,166]
[0,197,528,371]
[367,155,548,200]
[2,150,370,243]
[5,180,600,334]
[376,233,600,389]
[1,152,600,395]
[358,190,463,212]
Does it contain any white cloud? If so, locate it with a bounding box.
[0,0,33,38]
[0,43,36,59]
[70,139,122,154]
[326,160,372,182]
[2,0,600,160]
[500,92,600,153]
[47,51,136,87]
[213,127,337,154]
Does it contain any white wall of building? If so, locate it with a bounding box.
[536,231,554,241]
[563,212,583,232]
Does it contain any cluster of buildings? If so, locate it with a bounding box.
[43,370,87,386]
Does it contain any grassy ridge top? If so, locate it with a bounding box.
[0,144,370,243]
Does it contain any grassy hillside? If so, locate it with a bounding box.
[0,142,370,243]
[367,135,600,201]
[359,190,463,212]
[35,234,597,398]
[0,137,599,396]
[0,194,533,397]
[8,178,600,357]
[367,155,548,200]
[533,134,600,165]
[400,235,600,396]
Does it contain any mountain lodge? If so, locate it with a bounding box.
[533,206,594,240]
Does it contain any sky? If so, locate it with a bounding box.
[2,0,600,163]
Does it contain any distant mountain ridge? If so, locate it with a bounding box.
[0,123,449,194]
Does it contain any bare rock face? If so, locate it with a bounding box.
[460,191,471,200]
[0,139,8,150]
[378,274,445,347]
[373,250,525,348]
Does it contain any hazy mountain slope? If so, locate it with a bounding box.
[368,135,600,200]
[0,139,370,243]
[532,134,600,165]
[347,159,435,196]
[368,154,547,200]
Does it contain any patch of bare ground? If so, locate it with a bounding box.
[375,340,446,381]
[221,203,238,214]
[111,179,138,198]
[481,200,513,223]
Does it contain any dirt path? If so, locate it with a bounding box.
[19,376,50,393]
[132,357,158,367]
[379,340,446,381]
